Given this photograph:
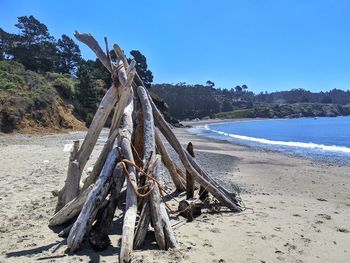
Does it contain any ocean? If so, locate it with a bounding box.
[190,116,350,165]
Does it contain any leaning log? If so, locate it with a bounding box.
[155,131,186,191]
[67,148,119,253]
[49,184,93,227]
[119,91,138,263]
[186,142,195,199]
[149,95,242,212]
[137,86,166,250]
[55,140,80,212]
[81,67,136,191]
[89,163,125,250]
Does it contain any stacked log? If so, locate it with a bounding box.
[49,32,243,262]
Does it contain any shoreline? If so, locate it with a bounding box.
[184,117,350,167]
[0,129,349,262]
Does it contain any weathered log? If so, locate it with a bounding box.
[74,31,113,73]
[133,201,151,249]
[185,142,208,201]
[89,163,125,251]
[72,32,131,177]
[67,148,119,253]
[150,95,242,212]
[58,224,73,238]
[119,91,138,263]
[132,99,144,169]
[186,142,195,199]
[160,200,177,249]
[55,141,80,212]
[78,85,119,172]
[155,131,186,191]
[176,166,187,181]
[147,158,166,249]
[178,199,203,221]
[137,86,166,249]
[81,67,136,191]
[49,184,93,227]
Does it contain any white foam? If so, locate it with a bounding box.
[204,125,350,154]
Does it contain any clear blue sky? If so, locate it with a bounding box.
[1,0,350,92]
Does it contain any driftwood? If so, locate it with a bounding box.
[186,142,195,199]
[89,163,125,250]
[150,96,242,212]
[178,199,203,220]
[55,140,80,212]
[49,184,93,227]
[119,91,138,263]
[67,148,119,253]
[81,65,136,191]
[137,86,166,250]
[49,32,243,261]
[155,131,186,191]
[186,142,208,201]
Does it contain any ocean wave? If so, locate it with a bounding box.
[204,125,350,154]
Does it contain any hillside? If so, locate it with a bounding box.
[0,61,85,133]
[214,103,350,119]
[151,83,350,120]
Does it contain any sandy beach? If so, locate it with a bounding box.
[0,124,349,263]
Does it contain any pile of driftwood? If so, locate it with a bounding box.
[49,32,243,262]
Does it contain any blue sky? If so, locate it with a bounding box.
[1,0,350,92]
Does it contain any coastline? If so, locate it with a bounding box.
[0,128,349,262]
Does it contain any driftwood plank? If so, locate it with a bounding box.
[55,140,80,212]
[155,131,186,191]
[49,184,93,227]
[81,67,136,191]
[186,142,195,199]
[137,86,166,250]
[67,148,119,253]
[119,91,138,263]
[74,31,113,73]
[89,163,125,250]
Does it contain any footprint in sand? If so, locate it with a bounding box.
[337,227,349,233]
[274,226,282,232]
[317,214,331,220]
[210,227,221,233]
[284,242,297,251]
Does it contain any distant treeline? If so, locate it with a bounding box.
[151,83,350,120]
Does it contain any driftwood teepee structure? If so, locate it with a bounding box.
[49,32,243,262]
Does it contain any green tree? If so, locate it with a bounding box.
[130,50,153,89]
[235,85,242,93]
[9,16,57,72]
[206,80,215,88]
[0,28,14,60]
[222,99,233,112]
[76,61,97,113]
[56,34,81,74]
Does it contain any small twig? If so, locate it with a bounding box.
[37,254,66,261]
[104,37,114,71]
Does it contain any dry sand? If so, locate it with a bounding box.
[0,125,349,262]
